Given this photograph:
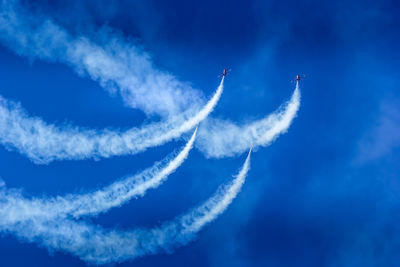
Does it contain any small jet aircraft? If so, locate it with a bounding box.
[219,68,231,77]
[292,74,306,83]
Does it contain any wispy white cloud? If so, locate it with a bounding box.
[356,98,400,163]
[0,151,251,264]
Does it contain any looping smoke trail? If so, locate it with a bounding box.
[0,150,251,264]
[0,79,222,164]
[0,128,197,222]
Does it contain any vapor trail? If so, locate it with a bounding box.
[0,150,251,264]
[0,129,197,222]
[0,79,222,164]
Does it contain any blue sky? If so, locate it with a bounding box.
[0,0,400,266]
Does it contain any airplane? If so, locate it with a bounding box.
[219,68,231,77]
[292,74,306,83]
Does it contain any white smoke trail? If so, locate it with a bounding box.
[0,80,222,164]
[179,148,251,233]
[0,79,299,162]
[196,83,301,157]
[0,129,197,222]
[0,150,251,264]
[0,1,298,264]
[0,0,204,117]
[0,1,300,161]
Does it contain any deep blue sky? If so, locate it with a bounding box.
[1,0,400,266]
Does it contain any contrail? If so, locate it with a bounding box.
[0,150,251,264]
[0,129,197,222]
[0,79,222,164]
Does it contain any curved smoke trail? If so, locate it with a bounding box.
[196,82,300,157]
[0,150,251,264]
[0,80,299,163]
[0,0,204,117]
[0,80,222,164]
[0,1,300,162]
[0,1,300,264]
[0,128,197,222]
